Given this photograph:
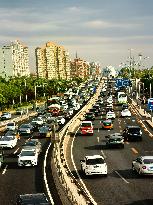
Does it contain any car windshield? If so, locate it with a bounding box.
[103,121,111,126]
[81,123,92,127]
[24,141,36,146]
[20,124,30,128]
[20,151,35,156]
[86,158,104,165]
[128,128,140,133]
[143,159,153,164]
[7,123,14,126]
[5,131,15,136]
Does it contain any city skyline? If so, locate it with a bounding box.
[0,0,153,71]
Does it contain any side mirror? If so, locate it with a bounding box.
[80,160,85,163]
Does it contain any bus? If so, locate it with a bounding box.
[117,92,127,105]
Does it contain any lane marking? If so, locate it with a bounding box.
[125,142,129,145]
[71,128,97,205]
[131,147,138,154]
[97,136,99,143]
[115,171,129,184]
[2,165,8,175]
[98,128,99,133]
[14,148,19,154]
[101,150,107,159]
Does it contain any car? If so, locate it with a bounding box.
[38,125,52,138]
[16,108,26,115]
[0,131,18,148]
[80,121,93,135]
[89,108,99,116]
[80,155,107,176]
[16,193,51,205]
[106,111,116,119]
[18,123,34,135]
[6,122,18,131]
[1,112,11,120]
[18,148,38,167]
[57,116,65,125]
[31,117,44,126]
[100,119,113,129]
[121,109,131,117]
[105,133,124,148]
[22,139,42,155]
[123,126,142,141]
[122,104,129,110]
[84,112,95,121]
[67,108,74,115]
[132,156,153,175]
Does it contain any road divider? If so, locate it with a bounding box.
[131,147,138,154]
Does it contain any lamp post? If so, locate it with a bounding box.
[24,79,27,102]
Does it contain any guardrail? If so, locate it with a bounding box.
[52,82,103,205]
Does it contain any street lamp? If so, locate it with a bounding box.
[24,79,27,102]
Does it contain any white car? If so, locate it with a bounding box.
[80,155,107,176]
[22,139,42,155]
[18,148,38,167]
[106,111,116,119]
[1,112,11,120]
[6,122,18,131]
[121,109,131,117]
[67,108,74,115]
[57,116,65,125]
[31,117,44,125]
[132,156,153,175]
[0,131,18,148]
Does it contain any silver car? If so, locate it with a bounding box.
[132,156,153,175]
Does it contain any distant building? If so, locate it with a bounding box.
[102,66,117,78]
[89,62,101,78]
[0,40,30,78]
[35,42,71,80]
[70,57,90,79]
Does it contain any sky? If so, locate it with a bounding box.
[0,0,153,72]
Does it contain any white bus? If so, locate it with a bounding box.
[118,92,127,104]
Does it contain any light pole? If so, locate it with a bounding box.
[24,79,27,102]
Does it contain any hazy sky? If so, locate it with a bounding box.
[0,0,153,71]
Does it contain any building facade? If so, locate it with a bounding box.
[0,40,30,78]
[36,42,71,80]
[70,57,90,79]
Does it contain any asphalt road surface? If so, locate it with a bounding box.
[67,98,153,205]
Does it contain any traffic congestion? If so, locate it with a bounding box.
[0,78,100,204]
[69,78,153,205]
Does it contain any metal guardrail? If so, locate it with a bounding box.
[52,82,103,205]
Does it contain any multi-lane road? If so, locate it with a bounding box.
[67,99,153,205]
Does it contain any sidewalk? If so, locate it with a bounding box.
[130,97,153,129]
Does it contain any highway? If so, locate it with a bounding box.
[67,96,153,205]
[0,115,62,205]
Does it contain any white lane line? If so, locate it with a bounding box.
[115,170,129,184]
[2,165,8,175]
[101,150,107,159]
[98,128,99,133]
[14,148,19,154]
[71,128,97,205]
[97,136,99,143]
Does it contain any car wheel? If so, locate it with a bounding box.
[132,164,135,171]
[138,169,142,175]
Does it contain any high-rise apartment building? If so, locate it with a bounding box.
[70,57,90,79]
[0,40,30,78]
[36,42,71,80]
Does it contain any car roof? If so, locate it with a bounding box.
[85,155,104,160]
[82,121,92,123]
[103,119,112,122]
[18,193,50,204]
[126,125,140,128]
[140,156,153,160]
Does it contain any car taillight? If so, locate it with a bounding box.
[142,166,146,169]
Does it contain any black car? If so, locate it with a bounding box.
[123,126,142,141]
[89,108,99,116]
[84,112,95,121]
[122,104,128,110]
[105,133,124,148]
[16,193,51,205]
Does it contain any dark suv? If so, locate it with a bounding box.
[123,126,142,141]
[85,112,95,121]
